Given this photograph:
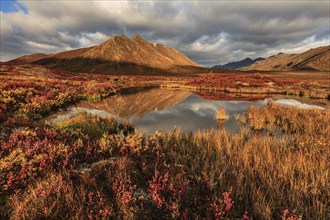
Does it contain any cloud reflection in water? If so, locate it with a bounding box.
[129,94,264,134]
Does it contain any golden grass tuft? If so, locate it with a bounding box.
[217,108,229,120]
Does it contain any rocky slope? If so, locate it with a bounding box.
[243,46,330,71]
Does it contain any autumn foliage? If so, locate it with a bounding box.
[0,64,328,219]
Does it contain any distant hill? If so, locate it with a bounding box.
[243,46,330,71]
[11,53,47,63]
[10,35,204,75]
[212,57,264,70]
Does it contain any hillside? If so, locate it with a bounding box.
[10,53,47,63]
[243,46,330,71]
[11,35,203,75]
[212,57,264,70]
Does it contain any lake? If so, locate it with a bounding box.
[50,87,325,134]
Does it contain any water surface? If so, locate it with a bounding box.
[50,88,325,134]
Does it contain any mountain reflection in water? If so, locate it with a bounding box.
[51,88,268,134]
[126,93,264,133]
[79,87,191,118]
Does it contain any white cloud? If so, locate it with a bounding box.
[25,41,58,50]
[78,32,109,48]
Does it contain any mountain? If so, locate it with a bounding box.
[212,57,264,70]
[11,35,203,75]
[243,46,330,71]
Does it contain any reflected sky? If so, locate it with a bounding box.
[129,94,264,134]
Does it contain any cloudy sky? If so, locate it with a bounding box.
[1,0,329,66]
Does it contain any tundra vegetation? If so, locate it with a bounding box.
[163,72,330,100]
[0,64,329,219]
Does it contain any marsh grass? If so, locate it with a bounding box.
[247,100,330,135]
[164,127,328,219]
[235,113,247,124]
[2,102,329,219]
[217,108,229,120]
[52,113,135,138]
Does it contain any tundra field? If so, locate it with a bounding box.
[0,62,329,219]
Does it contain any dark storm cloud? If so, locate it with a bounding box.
[1,0,329,66]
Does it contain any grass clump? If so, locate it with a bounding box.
[52,112,134,138]
[217,108,229,120]
[247,99,329,135]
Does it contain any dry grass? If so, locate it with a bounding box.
[217,108,229,120]
[9,173,114,220]
[163,130,328,219]
[247,100,330,135]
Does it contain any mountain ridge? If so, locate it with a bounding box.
[9,36,329,73]
[243,46,330,71]
[11,34,203,75]
[212,57,264,70]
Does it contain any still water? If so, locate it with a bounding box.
[50,88,324,134]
